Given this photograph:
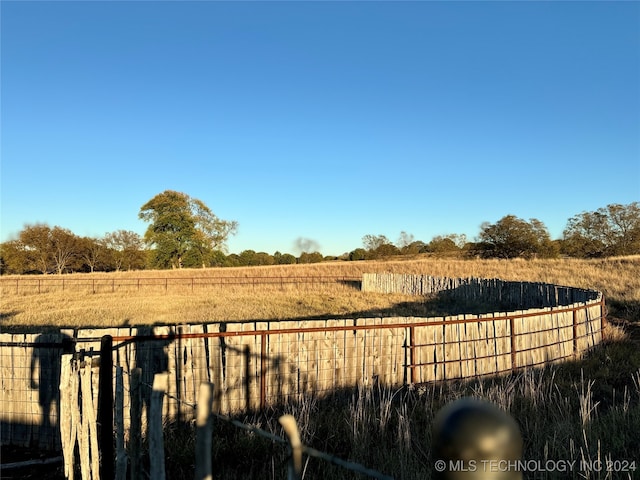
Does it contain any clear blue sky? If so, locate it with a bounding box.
[1,1,639,256]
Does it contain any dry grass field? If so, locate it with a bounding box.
[1,256,639,331]
[2,256,640,479]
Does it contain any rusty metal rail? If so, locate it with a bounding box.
[65,296,604,411]
[63,297,602,343]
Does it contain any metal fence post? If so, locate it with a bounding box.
[409,326,416,384]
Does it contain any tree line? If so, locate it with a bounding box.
[1,191,638,275]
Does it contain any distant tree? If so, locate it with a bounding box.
[239,250,258,266]
[236,249,275,266]
[362,234,401,259]
[396,231,415,250]
[427,236,459,254]
[452,234,468,249]
[103,230,145,271]
[401,240,427,255]
[562,202,640,257]
[223,253,241,267]
[139,190,237,269]
[50,227,80,274]
[373,243,400,258]
[349,248,367,261]
[208,250,228,267]
[298,251,323,264]
[19,224,54,274]
[78,237,107,273]
[477,215,557,259]
[276,252,297,265]
[280,253,298,265]
[362,234,391,252]
[528,219,559,258]
[0,240,29,274]
[0,247,6,275]
[255,252,275,266]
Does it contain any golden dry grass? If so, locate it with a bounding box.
[1,256,639,331]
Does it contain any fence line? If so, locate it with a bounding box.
[0,275,360,295]
[0,292,604,451]
[362,273,598,306]
[58,358,395,480]
[126,370,394,480]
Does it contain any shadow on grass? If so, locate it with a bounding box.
[3,334,639,479]
[606,299,640,324]
[154,336,640,480]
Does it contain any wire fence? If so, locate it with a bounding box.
[0,275,361,295]
[120,368,395,480]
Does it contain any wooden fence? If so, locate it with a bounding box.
[0,278,604,451]
[53,366,394,480]
[362,273,599,306]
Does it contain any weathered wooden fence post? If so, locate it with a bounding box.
[129,368,142,480]
[99,335,114,480]
[194,382,215,480]
[115,366,127,480]
[81,362,100,478]
[279,414,303,480]
[60,354,76,480]
[150,372,169,480]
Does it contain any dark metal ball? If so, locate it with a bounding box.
[432,397,523,479]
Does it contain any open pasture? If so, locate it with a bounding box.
[1,256,639,479]
[1,256,639,330]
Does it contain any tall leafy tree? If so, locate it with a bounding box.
[298,251,323,264]
[0,240,29,274]
[50,227,80,274]
[476,215,557,259]
[11,224,82,274]
[562,202,640,257]
[78,237,107,273]
[139,190,237,269]
[427,236,459,254]
[19,224,54,274]
[103,230,145,271]
[362,234,391,251]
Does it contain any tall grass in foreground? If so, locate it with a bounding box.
[156,328,640,480]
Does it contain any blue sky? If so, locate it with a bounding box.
[1,1,639,256]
